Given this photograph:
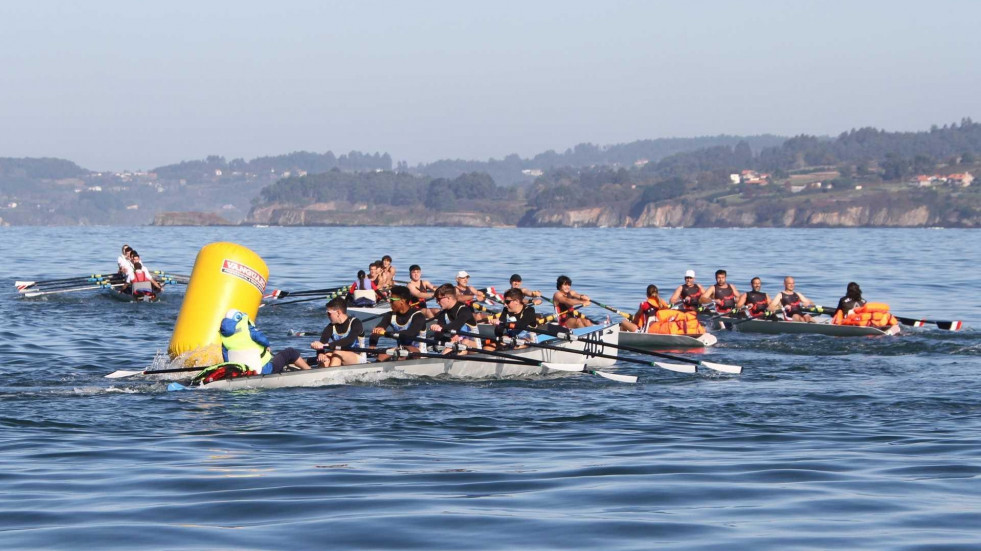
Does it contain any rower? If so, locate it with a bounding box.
[116,244,134,278]
[430,284,480,353]
[369,285,428,361]
[123,254,163,296]
[736,277,774,319]
[620,284,670,332]
[701,269,740,315]
[509,273,543,305]
[349,269,378,307]
[670,269,705,312]
[833,282,865,320]
[485,288,538,351]
[769,276,815,322]
[454,270,488,322]
[407,264,438,319]
[377,255,396,289]
[552,275,593,329]
[220,309,310,374]
[310,297,366,367]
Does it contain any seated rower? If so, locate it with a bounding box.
[736,277,775,319]
[430,284,480,354]
[370,285,429,361]
[407,264,438,319]
[220,309,310,374]
[769,276,814,322]
[509,273,543,306]
[485,287,538,351]
[123,255,163,296]
[454,270,488,322]
[670,269,705,312]
[830,282,899,328]
[310,297,366,367]
[349,269,378,306]
[701,269,740,315]
[552,275,593,329]
[833,282,865,320]
[117,244,134,279]
[377,255,396,290]
[620,284,670,332]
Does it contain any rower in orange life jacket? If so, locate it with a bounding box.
[701,269,740,315]
[736,277,774,319]
[768,276,814,322]
[620,284,670,332]
[670,269,705,312]
[830,282,899,328]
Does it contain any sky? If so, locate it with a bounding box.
[1,1,978,171]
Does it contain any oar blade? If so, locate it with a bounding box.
[653,361,697,374]
[590,370,637,383]
[541,362,588,372]
[105,370,145,379]
[698,361,743,375]
[938,321,962,331]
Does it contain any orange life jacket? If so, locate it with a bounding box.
[646,309,705,336]
[833,302,898,328]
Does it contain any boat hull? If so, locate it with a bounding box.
[182,324,620,391]
[618,331,714,349]
[717,318,898,336]
[103,287,158,303]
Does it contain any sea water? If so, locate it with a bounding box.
[0,226,979,550]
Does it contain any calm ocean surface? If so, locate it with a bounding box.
[1,226,979,550]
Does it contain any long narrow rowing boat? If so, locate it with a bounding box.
[618,331,716,349]
[716,317,900,336]
[168,324,621,391]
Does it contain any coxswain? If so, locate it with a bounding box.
[123,254,163,296]
[220,309,310,374]
[670,270,705,312]
[701,269,740,315]
[310,297,366,367]
[620,284,670,332]
[407,264,438,319]
[369,285,428,361]
[769,276,815,322]
[552,275,593,329]
[833,282,865,320]
[736,277,775,319]
[430,284,480,353]
[509,273,543,305]
[484,287,538,351]
[349,269,378,306]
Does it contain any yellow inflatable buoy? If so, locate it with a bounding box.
[168,242,269,366]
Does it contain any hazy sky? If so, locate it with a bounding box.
[2,1,978,171]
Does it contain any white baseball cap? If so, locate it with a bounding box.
[456,270,470,279]
[685,269,695,278]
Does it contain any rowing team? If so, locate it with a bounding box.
[215,283,551,377]
[116,244,164,297]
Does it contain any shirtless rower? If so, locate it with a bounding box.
[670,269,705,312]
[369,286,428,361]
[484,288,538,351]
[430,284,480,354]
[552,275,593,329]
[768,276,815,322]
[310,297,366,367]
[377,255,396,289]
[407,264,438,319]
[701,269,741,315]
[736,277,775,319]
[620,284,670,332]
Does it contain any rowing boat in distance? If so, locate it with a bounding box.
[168,324,621,391]
[715,317,900,336]
[103,286,159,303]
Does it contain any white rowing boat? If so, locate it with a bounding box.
[716,317,900,336]
[168,324,621,391]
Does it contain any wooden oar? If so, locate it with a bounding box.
[383,331,635,383]
[520,327,742,374]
